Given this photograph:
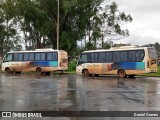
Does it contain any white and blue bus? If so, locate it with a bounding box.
[1,49,68,74]
[76,46,158,78]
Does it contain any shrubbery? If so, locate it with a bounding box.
[68,61,77,72]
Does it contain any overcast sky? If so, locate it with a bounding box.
[106,0,160,45]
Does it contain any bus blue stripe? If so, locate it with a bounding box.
[111,62,145,70]
[29,61,58,67]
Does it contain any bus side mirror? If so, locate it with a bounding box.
[2,56,7,63]
[2,58,5,63]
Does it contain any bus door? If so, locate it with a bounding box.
[12,53,24,72]
[88,63,102,74]
[87,53,102,74]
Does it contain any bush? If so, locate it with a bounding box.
[68,61,76,72]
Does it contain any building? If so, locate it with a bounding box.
[113,43,131,47]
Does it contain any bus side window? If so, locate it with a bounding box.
[24,53,29,61]
[47,52,52,61]
[90,53,95,63]
[94,53,99,63]
[29,53,35,61]
[18,53,23,61]
[53,52,58,61]
[99,52,106,63]
[35,53,41,61]
[136,50,144,62]
[106,52,113,62]
[14,53,19,61]
[121,51,127,62]
[113,52,120,62]
[128,51,136,62]
[41,53,45,61]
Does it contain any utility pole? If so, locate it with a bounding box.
[57,0,59,50]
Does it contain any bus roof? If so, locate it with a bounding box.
[82,46,154,53]
[7,49,66,53]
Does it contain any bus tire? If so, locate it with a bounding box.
[5,67,11,74]
[36,67,43,75]
[82,69,90,77]
[118,69,126,78]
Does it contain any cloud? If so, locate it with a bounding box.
[115,33,159,46]
[106,0,160,45]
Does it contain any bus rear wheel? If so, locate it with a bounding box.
[82,69,90,77]
[118,70,126,78]
[36,68,43,75]
[5,68,11,74]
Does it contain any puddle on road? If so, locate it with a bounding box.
[0,74,160,111]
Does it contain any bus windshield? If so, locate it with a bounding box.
[3,53,13,62]
[148,48,157,59]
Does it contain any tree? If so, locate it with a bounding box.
[1,0,133,57]
[98,2,133,48]
[0,0,22,56]
[154,42,160,57]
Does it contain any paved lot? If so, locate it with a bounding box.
[0,73,160,120]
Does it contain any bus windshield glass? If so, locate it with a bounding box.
[4,53,13,62]
[148,48,157,59]
[78,54,88,64]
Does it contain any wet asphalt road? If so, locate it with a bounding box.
[0,73,160,120]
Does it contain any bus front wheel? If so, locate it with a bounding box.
[5,68,11,74]
[82,69,90,77]
[36,68,43,75]
[118,70,126,78]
